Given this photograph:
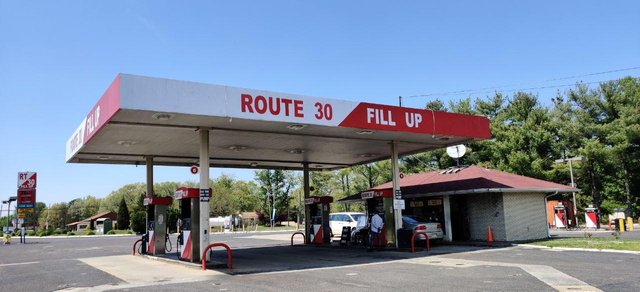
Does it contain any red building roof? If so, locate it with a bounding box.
[371,165,577,197]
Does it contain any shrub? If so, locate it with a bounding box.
[87,230,96,236]
[0,230,3,237]
[127,230,134,234]
[67,231,76,236]
[53,228,63,235]
[27,230,36,236]
[107,230,116,235]
[38,230,50,237]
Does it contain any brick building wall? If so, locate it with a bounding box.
[503,192,548,241]
[466,193,506,241]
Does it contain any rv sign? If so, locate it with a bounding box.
[17,172,37,189]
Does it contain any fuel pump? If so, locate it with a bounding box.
[361,189,393,246]
[142,194,173,256]
[175,187,210,262]
[304,196,333,244]
[554,204,567,229]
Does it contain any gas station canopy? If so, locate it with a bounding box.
[66,74,490,170]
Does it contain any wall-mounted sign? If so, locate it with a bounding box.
[409,201,424,208]
[427,199,443,206]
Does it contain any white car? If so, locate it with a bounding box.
[402,215,444,241]
[329,212,365,237]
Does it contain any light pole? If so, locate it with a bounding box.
[555,156,584,227]
[4,196,17,233]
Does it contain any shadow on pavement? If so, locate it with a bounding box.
[183,242,513,275]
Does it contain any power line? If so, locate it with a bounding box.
[407,66,640,98]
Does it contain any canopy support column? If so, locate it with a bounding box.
[443,195,453,242]
[303,162,311,244]
[199,128,211,261]
[146,156,154,196]
[391,141,401,248]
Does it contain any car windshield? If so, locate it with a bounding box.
[403,215,428,224]
[351,214,364,222]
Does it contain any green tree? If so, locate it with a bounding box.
[117,197,130,230]
[255,169,295,223]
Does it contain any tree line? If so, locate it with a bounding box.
[3,77,637,231]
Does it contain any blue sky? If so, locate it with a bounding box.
[1,1,639,205]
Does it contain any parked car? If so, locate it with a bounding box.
[402,215,444,241]
[329,212,365,237]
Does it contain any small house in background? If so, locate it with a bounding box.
[67,211,118,232]
[340,165,578,242]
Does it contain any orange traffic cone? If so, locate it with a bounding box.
[487,226,494,244]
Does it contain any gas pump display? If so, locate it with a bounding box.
[175,187,211,262]
[142,195,172,256]
[304,196,333,244]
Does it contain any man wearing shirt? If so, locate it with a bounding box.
[369,211,384,251]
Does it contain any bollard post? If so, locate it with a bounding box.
[618,218,625,232]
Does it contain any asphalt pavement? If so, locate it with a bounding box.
[0,231,638,291]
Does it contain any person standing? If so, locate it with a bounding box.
[369,210,384,251]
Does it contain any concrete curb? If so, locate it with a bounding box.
[23,234,138,239]
[517,243,640,255]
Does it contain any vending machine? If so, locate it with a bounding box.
[175,187,210,262]
[304,196,333,244]
[142,194,172,256]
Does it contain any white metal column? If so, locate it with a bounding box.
[443,195,453,242]
[146,156,154,196]
[303,162,311,244]
[391,141,402,248]
[199,128,211,261]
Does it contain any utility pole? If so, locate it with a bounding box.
[398,96,403,107]
[555,155,584,227]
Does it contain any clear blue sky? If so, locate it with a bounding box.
[1,1,639,205]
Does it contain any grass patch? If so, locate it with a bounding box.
[530,237,640,251]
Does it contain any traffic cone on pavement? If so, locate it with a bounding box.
[487,226,494,244]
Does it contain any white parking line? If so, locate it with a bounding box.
[0,261,40,267]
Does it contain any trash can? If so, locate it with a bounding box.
[397,229,413,248]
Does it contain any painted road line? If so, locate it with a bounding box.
[74,255,225,291]
[0,261,40,267]
[518,244,640,255]
[407,255,601,291]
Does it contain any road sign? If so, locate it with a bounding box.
[190,165,199,174]
[18,172,37,189]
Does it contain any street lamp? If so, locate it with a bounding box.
[3,196,17,232]
[555,156,584,227]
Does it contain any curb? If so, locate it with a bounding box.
[517,244,640,255]
[24,234,139,239]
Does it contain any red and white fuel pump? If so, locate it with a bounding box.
[142,194,172,256]
[304,196,333,244]
[175,187,211,262]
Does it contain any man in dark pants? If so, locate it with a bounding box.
[368,211,383,251]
